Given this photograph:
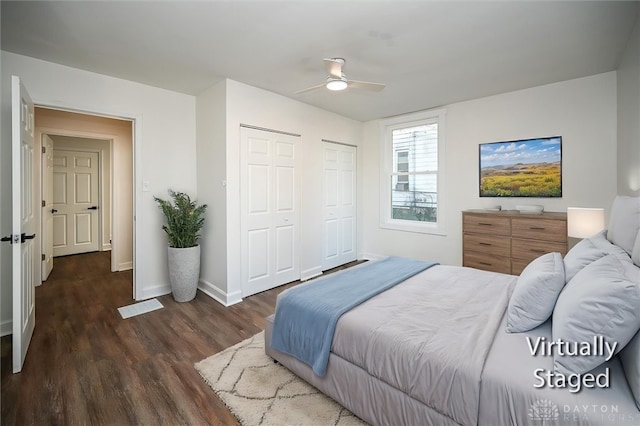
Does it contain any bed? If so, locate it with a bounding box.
[265,196,640,426]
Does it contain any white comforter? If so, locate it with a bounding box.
[331,265,516,426]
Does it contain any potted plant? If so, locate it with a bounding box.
[154,190,207,302]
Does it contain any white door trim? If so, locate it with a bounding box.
[31,101,142,301]
[41,134,54,282]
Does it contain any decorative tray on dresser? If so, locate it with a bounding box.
[462,210,567,275]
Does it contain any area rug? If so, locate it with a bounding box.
[194,331,367,426]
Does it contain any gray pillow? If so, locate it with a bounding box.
[506,252,565,333]
[619,262,640,411]
[620,329,640,411]
[563,230,630,282]
[607,196,640,255]
[553,254,640,375]
[633,230,640,267]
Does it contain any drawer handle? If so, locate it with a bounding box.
[530,227,546,230]
[479,262,492,266]
[530,249,546,254]
[478,222,493,226]
[479,242,492,246]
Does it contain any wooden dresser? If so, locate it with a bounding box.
[462,210,567,275]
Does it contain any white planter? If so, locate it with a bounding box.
[167,245,200,302]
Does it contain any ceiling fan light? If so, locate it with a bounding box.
[326,79,348,91]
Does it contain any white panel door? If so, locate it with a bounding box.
[52,150,100,257]
[10,76,36,373]
[41,135,54,280]
[322,142,357,270]
[241,127,300,297]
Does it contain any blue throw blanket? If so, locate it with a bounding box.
[270,256,437,376]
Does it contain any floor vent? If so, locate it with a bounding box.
[117,298,163,319]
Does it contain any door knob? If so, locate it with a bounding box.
[51,208,58,214]
[87,206,98,210]
[21,233,36,243]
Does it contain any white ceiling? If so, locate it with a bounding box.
[2,1,638,122]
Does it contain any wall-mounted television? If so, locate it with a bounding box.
[479,136,562,197]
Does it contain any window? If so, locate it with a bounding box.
[380,109,446,234]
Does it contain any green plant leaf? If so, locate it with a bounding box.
[154,190,207,248]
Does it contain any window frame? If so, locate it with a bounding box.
[379,108,447,235]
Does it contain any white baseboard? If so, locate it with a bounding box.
[101,244,112,251]
[199,279,243,307]
[300,266,322,281]
[1,319,12,337]
[116,261,133,271]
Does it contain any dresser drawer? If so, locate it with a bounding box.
[511,218,567,242]
[463,214,511,236]
[463,252,511,274]
[511,238,567,264]
[463,234,510,257]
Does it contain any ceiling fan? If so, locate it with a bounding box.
[295,58,386,94]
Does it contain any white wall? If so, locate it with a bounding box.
[361,72,618,266]
[196,80,228,304]
[617,15,640,196]
[196,79,362,305]
[1,51,197,332]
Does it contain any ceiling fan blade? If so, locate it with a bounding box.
[294,82,326,94]
[348,80,386,92]
[324,58,344,79]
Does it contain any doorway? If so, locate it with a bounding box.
[321,141,357,271]
[35,107,135,295]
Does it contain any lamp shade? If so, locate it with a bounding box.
[567,207,605,238]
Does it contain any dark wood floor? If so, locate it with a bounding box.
[1,251,361,425]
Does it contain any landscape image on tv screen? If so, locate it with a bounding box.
[479,136,562,197]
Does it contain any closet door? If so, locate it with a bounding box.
[241,127,300,297]
[322,142,356,271]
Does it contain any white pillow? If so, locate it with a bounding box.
[563,230,629,282]
[553,254,640,375]
[506,253,565,333]
[607,196,640,255]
